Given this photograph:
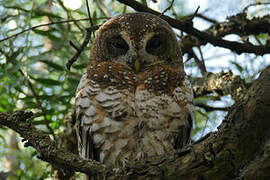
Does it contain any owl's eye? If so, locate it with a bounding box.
[107,36,129,55]
[146,35,167,55]
[148,38,161,49]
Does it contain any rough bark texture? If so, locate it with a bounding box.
[0,66,269,179]
[190,71,247,100]
[0,111,106,177]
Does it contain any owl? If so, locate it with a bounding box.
[75,13,194,167]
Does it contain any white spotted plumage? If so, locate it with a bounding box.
[75,13,194,169]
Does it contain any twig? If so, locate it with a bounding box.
[0,18,108,43]
[65,0,97,70]
[96,0,111,18]
[69,41,80,51]
[85,0,94,27]
[181,13,270,55]
[160,0,175,16]
[189,6,200,21]
[66,26,99,70]
[197,46,207,74]
[243,2,270,12]
[186,13,217,24]
[253,35,263,46]
[196,103,229,112]
[189,50,207,76]
[85,0,96,42]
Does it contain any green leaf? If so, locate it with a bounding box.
[32,10,62,19]
[67,77,79,85]
[32,29,61,41]
[9,49,22,62]
[72,63,87,69]
[4,5,29,12]
[230,61,243,73]
[0,134,5,141]
[31,120,52,125]
[40,171,50,179]
[24,102,38,109]
[31,151,37,157]
[33,78,62,86]
[51,121,60,129]
[39,60,64,71]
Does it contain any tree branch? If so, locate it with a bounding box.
[190,71,247,100]
[182,13,270,54]
[208,13,270,37]
[189,49,207,76]
[160,0,175,16]
[239,139,270,179]
[117,0,270,55]
[0,111,106,177]
[243,2,270,12]
[66,26,99,70]
[0,18,107,43]
[195,103,229,112]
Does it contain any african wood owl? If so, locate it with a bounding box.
[75,13,194,167]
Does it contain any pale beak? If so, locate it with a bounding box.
[134,59,141,72]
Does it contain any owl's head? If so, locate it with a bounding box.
[89,13,183,72]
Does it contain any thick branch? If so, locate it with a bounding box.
[190,71,247,100]
[0,111,106,176]
[208,13,270,37]
[182,13,270,54]
[117,0,270,55]
[239,139,270,180]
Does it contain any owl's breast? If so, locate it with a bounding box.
[136,64,185,95]
[87,61,137,91]
[134,64,193,157]
[78,61,193,165]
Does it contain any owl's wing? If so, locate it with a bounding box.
[173,77,194,149]
[75,72,137,165]
[75,73,99,161]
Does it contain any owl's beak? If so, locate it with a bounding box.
[134,59,141,72]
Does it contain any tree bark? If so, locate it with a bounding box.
[0,65,270,179]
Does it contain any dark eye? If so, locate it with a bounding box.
[146,35,167,55]
[107,36,129,55]
[148,38,161,49]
